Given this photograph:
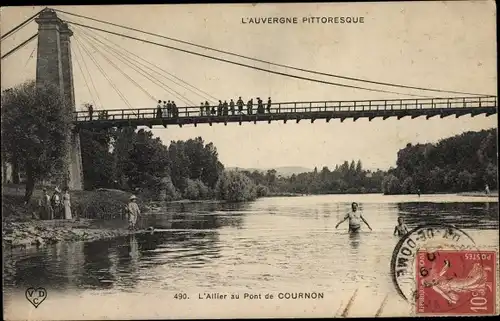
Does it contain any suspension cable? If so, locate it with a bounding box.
[71,44,98,109]
[76,26,194,105]
[54,8,490,97]
[62,15,220,103]
[1,9,43,41]
[74,34,103,109]
[65,21,431,98]
[77,31,157,103]
[23,44,36,68]
[1,33,38,60]
[92,29,218,103]
[78,28,193,105]
[74,35,133,108]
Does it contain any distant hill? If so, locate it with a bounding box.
[227,166,312,177]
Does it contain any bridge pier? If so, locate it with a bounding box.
[36,9,83,190]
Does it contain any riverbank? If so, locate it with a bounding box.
[2,219,132,249]
[457,191,498,197]
[2,184,146,249]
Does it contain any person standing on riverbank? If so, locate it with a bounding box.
[63,188,72,220]
[51,187,62,219]
[127,195,141,230]
[40,188,53,220]
[335,202,373,233]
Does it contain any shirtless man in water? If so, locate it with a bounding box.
[335,202,373,233]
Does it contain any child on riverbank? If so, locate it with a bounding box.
[393,217,409,238]
[335,202,373,233]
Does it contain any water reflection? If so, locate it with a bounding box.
[3,196,498,296]
[348,232,361,250]
[397,202,499,229]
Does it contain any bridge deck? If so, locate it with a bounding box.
[74,96,498,129]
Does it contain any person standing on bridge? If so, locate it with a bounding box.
[223,100,229,116]
[167,100,172,118]
[335,202,373,233]
[237,97,244,114]
[87,104,94,121]
[163,101,168,118]
[230,99,235,115]
[257,97,264,114]
[156,101,163,119]
[247,99,253,115]
[200,102,204,116]
[205,101,210,116]
[172,101,178,118]
[267,97,272,113]
[217,100,223,116]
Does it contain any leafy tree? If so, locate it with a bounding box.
[215,170,257,202]
[388,128,497,193]
[382,174,401,195]
[80,126,115,190]
[1,81,72,202]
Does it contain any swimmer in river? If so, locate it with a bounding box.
[393,217,409,238]
[335,202,372,233]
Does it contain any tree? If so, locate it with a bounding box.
[1,81,72,202]
[215,170,257,202]
[80,125,115,190]
[382,174,401,195]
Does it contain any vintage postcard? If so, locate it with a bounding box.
[1,1,498,319]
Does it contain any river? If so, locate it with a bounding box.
[3,194,499,319]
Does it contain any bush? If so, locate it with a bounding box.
[158,176,181,201]
[72,189,144,220]
[215,170,257,202]
[382,174,401,195]
[256,184,269,197]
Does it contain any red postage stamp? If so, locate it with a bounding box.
[416,249,496,315]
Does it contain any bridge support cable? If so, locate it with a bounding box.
[71,44,98,109]
[71,20,219,104]
[73,34,103,109]
[23,43,36,68]
[76,29,193,106]
[1,33,38,60]
[74,36,133,109]
[75,26,195,106]
[97,32,218,104]
[53,8,491,97]
[1,9,43,41]
[64,21,432,98]
[76,31,158,104]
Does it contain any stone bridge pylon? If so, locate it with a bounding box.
[35,8,83,190]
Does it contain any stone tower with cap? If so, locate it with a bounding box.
[35,8,83,190]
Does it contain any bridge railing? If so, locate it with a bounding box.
[74,96,497,122]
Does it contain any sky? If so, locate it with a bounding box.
[1,2,497,171]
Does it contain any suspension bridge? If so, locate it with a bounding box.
[1,7,497,189]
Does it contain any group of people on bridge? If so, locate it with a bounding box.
[156,100,179,119]
[153,97,273,119]
[199,97,273,117]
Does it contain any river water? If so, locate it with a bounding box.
[3,194,499,319]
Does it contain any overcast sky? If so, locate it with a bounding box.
[1,2,497,171]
